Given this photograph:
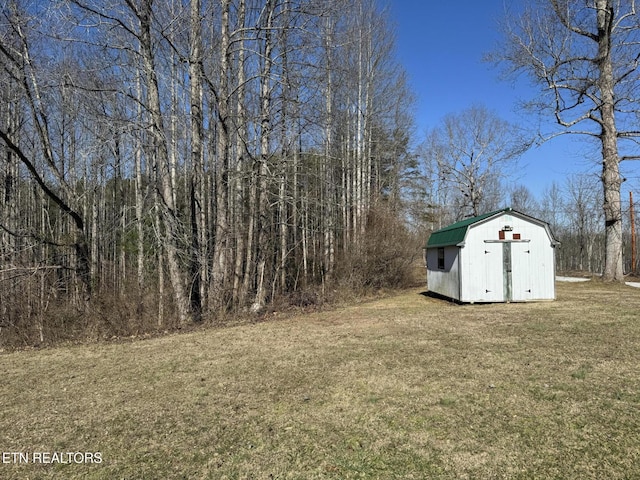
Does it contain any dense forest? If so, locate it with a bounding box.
[0,0,638,347]
[0,0,420,345]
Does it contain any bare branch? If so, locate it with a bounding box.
[0,129,84,233]
[550,0,598,41]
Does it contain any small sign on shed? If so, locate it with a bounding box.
[425,208,559,303]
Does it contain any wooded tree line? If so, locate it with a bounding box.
[515,176,640,276]
[0,0,417,344]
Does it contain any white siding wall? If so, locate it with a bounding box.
[460,213,555,302]
[426,246,460,300]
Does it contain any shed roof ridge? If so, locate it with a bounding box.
[433,207,511,233]
[426,207,516,248]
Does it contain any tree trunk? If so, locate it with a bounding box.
[133,72,146,322]
[189,0,206,320]
[211,0,231,312]
[232,0,247,306]
[252,0,276,312]
[597,0,624,281]
[137,0,191,323]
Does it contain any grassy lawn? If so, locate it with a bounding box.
[1,281,639,479]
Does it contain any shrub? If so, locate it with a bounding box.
[336,205,424,290]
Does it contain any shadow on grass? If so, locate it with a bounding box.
[419,290,461,305]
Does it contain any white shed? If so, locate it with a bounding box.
[425,208,559,303]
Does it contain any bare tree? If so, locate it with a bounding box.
[539,181,565,235]
[251,0,276,312]
[565,174,603,272]
[494,0,640,281]
[509,184,540,214]
[136,0,191,323]
[187,0,206,320]
[422,105,529,218]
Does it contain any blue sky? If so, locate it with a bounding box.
[388,0,613,199]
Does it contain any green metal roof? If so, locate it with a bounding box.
[426,208,512,248]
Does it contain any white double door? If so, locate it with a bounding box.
[483,241,532,302]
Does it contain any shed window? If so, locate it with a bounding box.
[437,247,445,270]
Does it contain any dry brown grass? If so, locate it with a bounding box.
[1,281,639,479]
